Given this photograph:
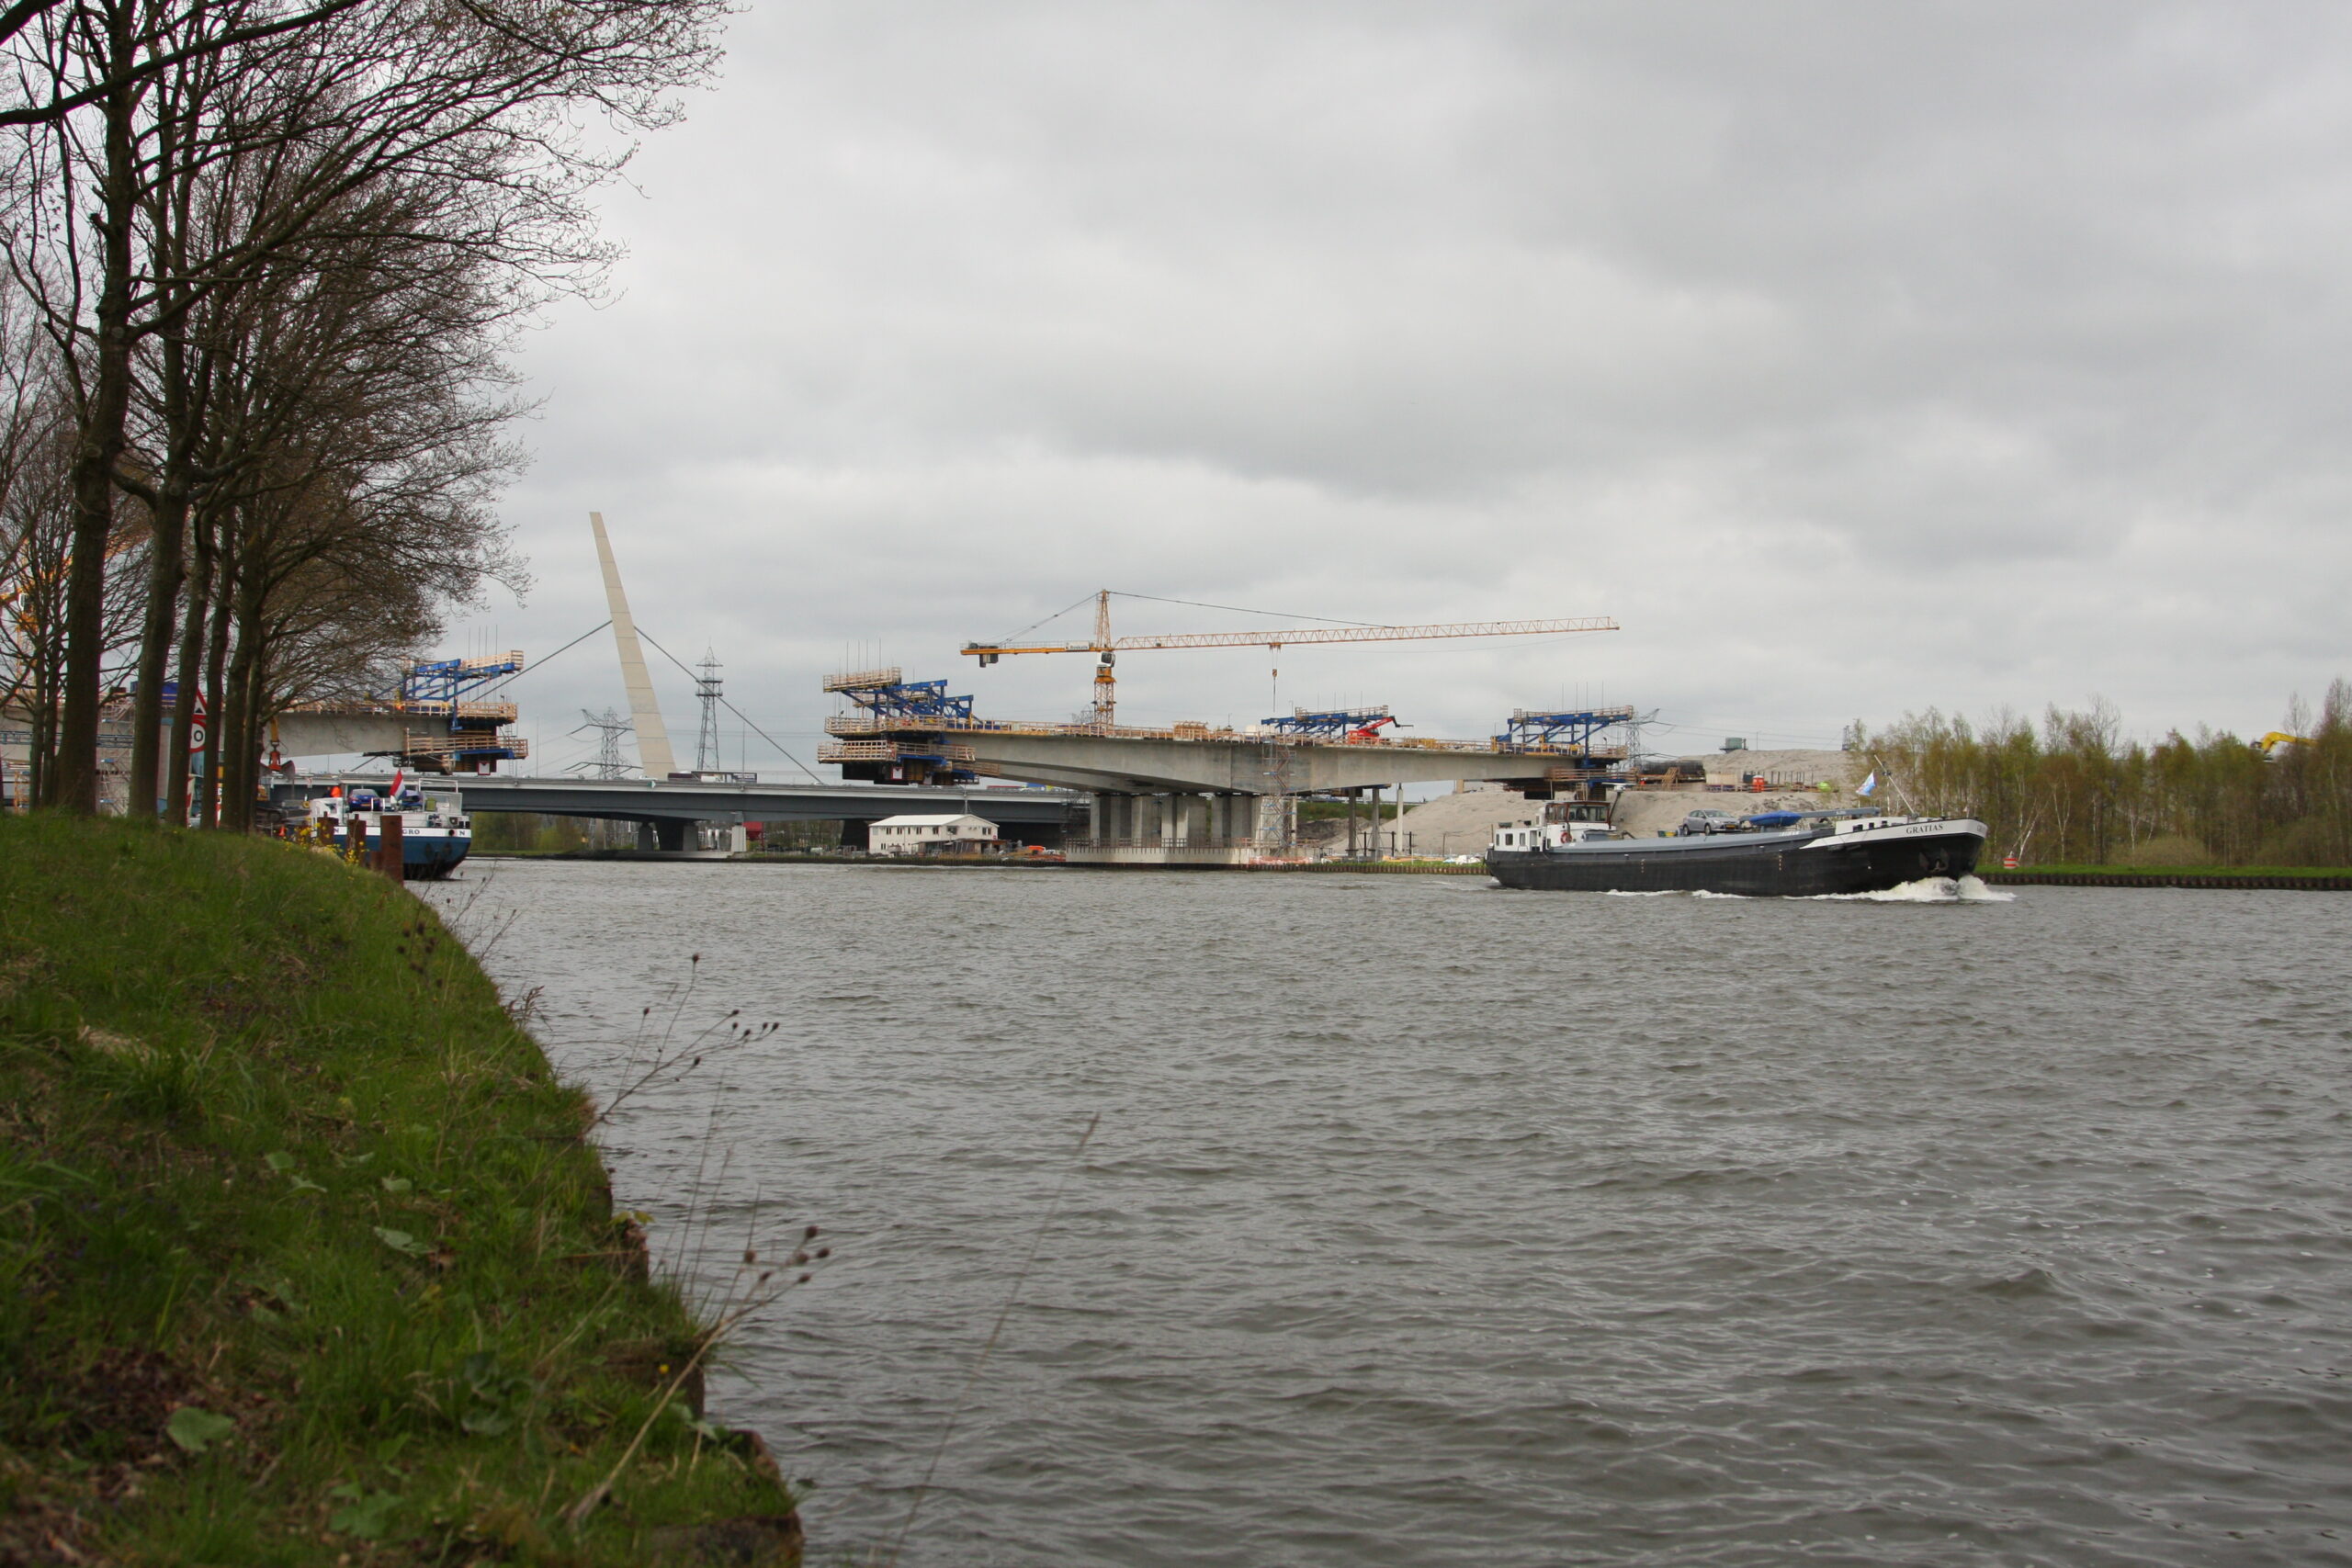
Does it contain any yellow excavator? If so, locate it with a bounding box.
[2256,731,2311,758]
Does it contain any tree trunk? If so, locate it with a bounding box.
[26,645,53,806]
[165,507,216,824]
[48,5,141,813]
[219,563,269,832]
[124,482,187,817]
[196,533,232,829]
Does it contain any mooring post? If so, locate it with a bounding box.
[377,813,404,882]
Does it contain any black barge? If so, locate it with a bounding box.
[1487,811,1987,897]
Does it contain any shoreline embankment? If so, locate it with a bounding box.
[0,815,799,1565]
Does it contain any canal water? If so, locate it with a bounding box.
[430,863,2352,1567]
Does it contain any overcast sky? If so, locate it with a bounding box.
[437,1,2352,777]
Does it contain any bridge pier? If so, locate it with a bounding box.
[1065,788,1285,866]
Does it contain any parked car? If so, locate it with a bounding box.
[1677,808,1736,836]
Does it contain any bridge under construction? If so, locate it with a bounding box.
[822,667,1635,865]
[247,522,1638,866]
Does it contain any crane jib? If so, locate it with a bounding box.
[961,617,1617,658]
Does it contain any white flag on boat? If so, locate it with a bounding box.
[1858,772,1878,796]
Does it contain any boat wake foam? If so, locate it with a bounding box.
[1810,874,2013,904]
[1590,877,2011,903]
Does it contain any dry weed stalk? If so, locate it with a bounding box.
[564,1222,831,1529]
[594,954,779,1129]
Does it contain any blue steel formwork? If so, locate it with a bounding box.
[398,653,527,768]
[837,678,977,726]
[1493,706,1636,756]
[401,653,524,707]
[1260,706,1395,739]
[825,673,984,784]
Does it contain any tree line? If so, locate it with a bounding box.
[0,0,724,821]
[1858,682,2352,867]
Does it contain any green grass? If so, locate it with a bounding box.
[0,815,797,1565]
[1997,863,2352,878]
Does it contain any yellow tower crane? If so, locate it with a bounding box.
[963,590,1618,729]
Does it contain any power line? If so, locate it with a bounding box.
[480,620,611,700]
[637,627,826,784]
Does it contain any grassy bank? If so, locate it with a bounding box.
[0,816,797,1565]
[1984,863,2352,889]
[1997,863,2352,879]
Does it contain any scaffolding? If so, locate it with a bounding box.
[820,670,980,784]
[1494,705,1637,756]
[387,653,529,770]
[825,671,978,725]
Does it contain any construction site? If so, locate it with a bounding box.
[66,513,1869,862]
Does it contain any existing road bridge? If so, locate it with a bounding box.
[274,774,1079,852]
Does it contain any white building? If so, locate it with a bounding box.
[869,813,1001,855]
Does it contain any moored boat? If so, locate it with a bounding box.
[1487,805,1986,897]
[305,784,473,880]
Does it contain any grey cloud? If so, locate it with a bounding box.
[461,1,2352,776]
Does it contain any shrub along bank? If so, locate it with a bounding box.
[0,815,797,1565]
[1861,680,2352,866]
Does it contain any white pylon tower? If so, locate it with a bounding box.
[589,512,677,776]
[694,649,723,774]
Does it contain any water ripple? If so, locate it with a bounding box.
[433,866,2352,1567]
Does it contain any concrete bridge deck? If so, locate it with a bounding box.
[943,728,1575,795]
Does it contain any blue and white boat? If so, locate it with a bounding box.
[306,783,473,880]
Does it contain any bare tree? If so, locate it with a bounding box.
[161,168,528,827]
[0,283,142,807]
[2,0,724,811]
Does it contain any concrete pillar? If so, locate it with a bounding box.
[1159,794,1182,846]
[1089,793,1124,842]
[635,819,659,851]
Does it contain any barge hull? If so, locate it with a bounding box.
[1487,828,1984,897]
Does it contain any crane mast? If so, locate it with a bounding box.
[963,590,1618,728]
